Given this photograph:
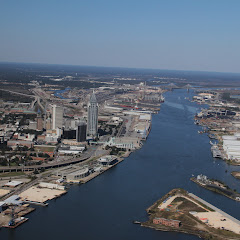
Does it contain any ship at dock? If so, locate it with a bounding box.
[210,142,222,158]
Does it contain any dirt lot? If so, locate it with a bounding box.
[19,186,66,203]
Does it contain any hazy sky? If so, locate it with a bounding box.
[1,0,240,73]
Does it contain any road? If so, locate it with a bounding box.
[0,148,96,173]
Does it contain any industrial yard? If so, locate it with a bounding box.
[141,188,240,240]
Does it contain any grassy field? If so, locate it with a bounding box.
[172,197,207,212]
[0,171,26,178]
[34,146,56,152]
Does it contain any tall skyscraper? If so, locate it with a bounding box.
[77,121,87,142]
[87,91,98,138]
[52,104,63,130]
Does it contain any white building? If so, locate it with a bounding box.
[52,104,63,130]
[87,91,98,138]
[106,137,141,150]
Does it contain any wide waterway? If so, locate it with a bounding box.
[2,89,240,240]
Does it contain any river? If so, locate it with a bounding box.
[2,89,240,240]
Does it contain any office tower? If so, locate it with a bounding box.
[77,121,87,142]
[46,118,52,130]
[36,116,43,131]
[52,104,63,130]
[87,91,98,138]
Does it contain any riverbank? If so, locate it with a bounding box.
[141,188,240,240]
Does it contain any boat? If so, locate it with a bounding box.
[4,217,29,229]
[133,220,141,224]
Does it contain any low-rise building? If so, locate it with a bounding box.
[106,137,141,150]
[39,182,65,190]
[7,140,33,149]
[58,144,85,155]
[98,155,118,166]
[153,217,181,228]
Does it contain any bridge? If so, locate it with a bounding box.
[0,152,93,173]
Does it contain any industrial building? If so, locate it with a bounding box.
[222,134,240,161]
[39,182,65,190]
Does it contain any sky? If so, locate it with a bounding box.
[0,0,240,73]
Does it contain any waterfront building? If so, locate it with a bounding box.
[56,165,89,182]
[52,105,63,130]
[87,91,98,138]
[66,166,89,182]
[77,121,87,142]
[97,155,118,166]
[106,137,141,150]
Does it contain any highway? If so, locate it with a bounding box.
[0,149,95,173]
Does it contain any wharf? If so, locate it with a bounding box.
[23,200,49,206]
[3,217,28,229]
[81,157,125,184]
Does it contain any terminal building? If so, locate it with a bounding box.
[97,155,118,166]
[56,165,90,183]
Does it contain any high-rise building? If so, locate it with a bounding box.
[46,118,52,130]
[52,104,63,130]
[87,91,98,138]
[36,116,43,131]
[77,121,87,142]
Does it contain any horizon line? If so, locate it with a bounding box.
[0,60,240,75]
